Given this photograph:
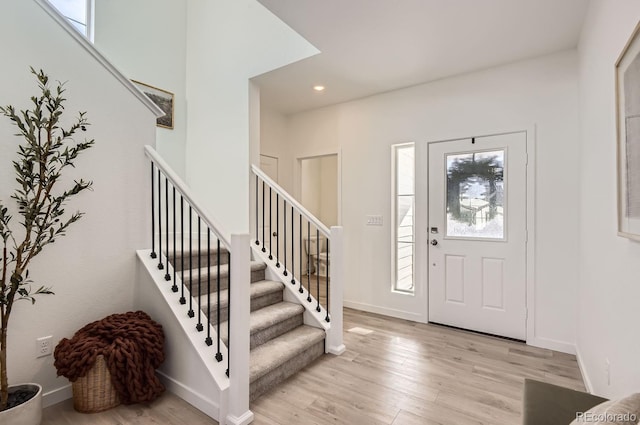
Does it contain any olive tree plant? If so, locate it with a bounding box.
[0,68,94,411]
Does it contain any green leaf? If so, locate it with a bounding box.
[1,67,93,315]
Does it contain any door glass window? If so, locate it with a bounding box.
[446,150,505,239]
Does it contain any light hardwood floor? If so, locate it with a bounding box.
[43,307,585,425]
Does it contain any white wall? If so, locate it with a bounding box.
[93,0,188,178]
[1,1,155,403]
[577,0,640,398]
[273,51,580,351]
[260,107,291,190]
[185,0,318,235]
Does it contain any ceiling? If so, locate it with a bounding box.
[253,0,589,115]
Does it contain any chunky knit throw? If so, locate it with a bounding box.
[54,311,165,404]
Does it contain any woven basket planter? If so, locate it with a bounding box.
[72,355,120,413]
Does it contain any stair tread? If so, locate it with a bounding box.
[220,301,304,341]
[248,302,304,333]
[204,280,284,309]
[250,280,285,298]
[250,325,325,382]
[182,260,266,279]
[166,240,228,254]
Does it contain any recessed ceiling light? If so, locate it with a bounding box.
[313,85,325,92]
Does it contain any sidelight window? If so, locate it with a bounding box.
[392,143,415,294]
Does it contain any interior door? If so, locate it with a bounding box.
[428,132,527,340]
[258,155,278,246]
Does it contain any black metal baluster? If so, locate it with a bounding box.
[283,200,287,276]
[205,229,212,345]
[215,239,222,362]
[196,218,203,331]
[180,196,186,305]
[255,175,259,246]
[188,207,194,318]
[299,214,303,294]
[276,194,280,268]
[269,187,273,260]
[157,170,164,270]
[261,181,266,253]
[226,250,231,377]
[172,187,178,292]
[326,238,330,322]
[164,177,170,281]
[316,229,321,312]
[307,222,312,303]
[291,206,295,285]
[150,163,157,259]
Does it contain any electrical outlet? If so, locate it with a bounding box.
[36,336,53,358]
[605,358,611,386]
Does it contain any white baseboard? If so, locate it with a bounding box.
[40,374,220,419]
[42,384,72,408]
[575,345,594,394]
[527,335,576,355]
[226,410,255,425]
[327,344,346,355]
[157,371,220,421]
[343,300,425,322]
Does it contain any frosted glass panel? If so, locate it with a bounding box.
[446,150,505,239]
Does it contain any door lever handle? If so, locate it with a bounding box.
[431,239,438,246]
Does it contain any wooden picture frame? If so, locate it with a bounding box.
[132,80,174,129]
[616,21,640,241]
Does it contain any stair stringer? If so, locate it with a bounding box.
[136,250,230,424]
[251,246,330,337]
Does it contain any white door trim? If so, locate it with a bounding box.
[525,127,537,348]
[417,126,536,344]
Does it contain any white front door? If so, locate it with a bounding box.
[428,132,527,340]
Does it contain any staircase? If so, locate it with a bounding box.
[169,244,326,401]
[142,146,344,424]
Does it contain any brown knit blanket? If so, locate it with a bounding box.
[54,311,165,404]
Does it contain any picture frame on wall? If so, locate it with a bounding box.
[132,80,174,129]
[615,22,640,241]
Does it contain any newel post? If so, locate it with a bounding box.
[327,226,346,355]
[226,233,254,425]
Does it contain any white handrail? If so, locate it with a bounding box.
[145,145,231,249]
[251,164,330,237]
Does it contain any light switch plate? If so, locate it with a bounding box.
[366,215,383,226]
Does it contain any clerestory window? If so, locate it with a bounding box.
[48,0,93,41]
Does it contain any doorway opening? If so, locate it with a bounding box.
[298,154,339,276]
[299,154,338,228]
